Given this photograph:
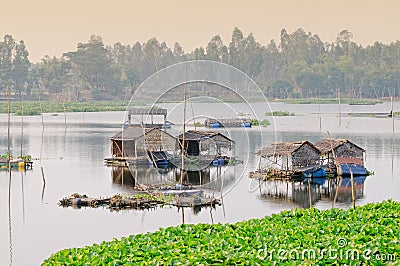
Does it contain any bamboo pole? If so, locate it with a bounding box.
[332,177,342,208]
[338,86,341,126]
[8,165,13,265]
[20,94,24,157]
[180,62,187,185]
[350,169,355,208]
[63,103,67,132]
[391,96,395,177]
[308,177,312,208]
[7,81,11,168]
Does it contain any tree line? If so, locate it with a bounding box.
[1,27,400,101]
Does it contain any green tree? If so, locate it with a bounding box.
[64,35,121,100]
[12,40,31,95]
[0,35,15,92]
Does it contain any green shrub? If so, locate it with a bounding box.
[43,200,400,265]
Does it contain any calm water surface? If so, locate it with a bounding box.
[0,102,399,265]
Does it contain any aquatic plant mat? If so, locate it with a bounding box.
[59,192,220,210]
[45,200,399,265]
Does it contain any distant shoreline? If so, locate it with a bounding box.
[0,98,393,115]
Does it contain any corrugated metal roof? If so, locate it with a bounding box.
[336,157,363,165]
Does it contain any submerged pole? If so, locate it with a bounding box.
[338,86,341,126]
[20,94,24,157]
[332,177,342,208]
[391,96,395,177]
[308,177,312,208]
[350,169,355,208]
[7,81,11,168]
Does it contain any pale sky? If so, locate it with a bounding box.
[1,0,400,62]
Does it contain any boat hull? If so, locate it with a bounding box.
[297,166,326,178]
[337,164,366,176]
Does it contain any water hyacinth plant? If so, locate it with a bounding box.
[43,200,399,265]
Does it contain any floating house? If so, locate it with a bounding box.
[176,130,235,165]
[314,139,366,176]
[204,118,252,128]
[105,126,176,166]
[255,141,322,179]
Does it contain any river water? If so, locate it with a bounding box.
[0,101,399,265]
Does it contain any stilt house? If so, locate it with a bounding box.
[110,126,176,159]
[314,139,365,166]
[257,141,320,171]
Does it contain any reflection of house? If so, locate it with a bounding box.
[257,141,320,171]
[177,130,234,157]
[314,139,365,166]
[110,126,176,160]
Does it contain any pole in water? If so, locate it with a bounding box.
[7,80,11,168]
[180,61,187,185]
[350,169,355,208]
[338,86,341,126]
[21,94,24,157]
[308,177,312,208]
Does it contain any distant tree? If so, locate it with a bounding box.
[269,80,294,98]
[0,35,15,92]
[173,42,185,62]
[228,27,244,68]
[206,35,228,62]
[37,56,72,96]
[64,35,121,100]
[191,47,206,60]
[12,40,31,95]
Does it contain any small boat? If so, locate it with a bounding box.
[0,158,25,169]
[336,157,366,176]
[296,166,326,178]
[337,164,366,176]
[240,122,251,128]
[212,158,225,166]
[209,122,220,128]
[147,151,170,167]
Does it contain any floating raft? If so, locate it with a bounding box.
[0,158,33,170]
[59,192,220,210]
[249,168,304,181]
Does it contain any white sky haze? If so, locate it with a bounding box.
[1,0,400,62]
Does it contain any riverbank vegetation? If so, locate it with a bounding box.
[0,101,130,115]
[279,98,383,105]
[43,200,399,265]
[1,28,400,101]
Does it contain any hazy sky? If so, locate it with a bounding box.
[2,0,400,62]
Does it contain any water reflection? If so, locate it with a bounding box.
[8,170,13,266]
[111,165,237,192]
[259,176,367,208]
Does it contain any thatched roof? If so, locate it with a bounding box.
[111,126,164,141]
[314,139,365,154]
[128,108,167,115]
[177,130,234,143]
[257,141,319,157]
